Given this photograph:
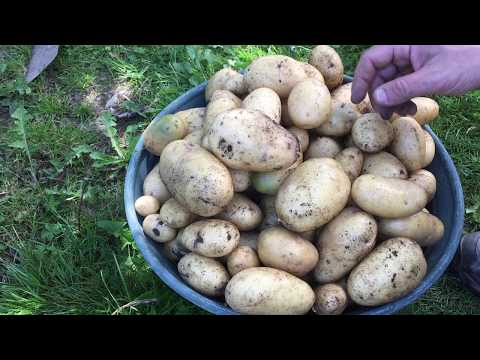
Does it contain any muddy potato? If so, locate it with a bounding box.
[334,147,364,182]
[241,87,281,124]
[210,89,243,107]
[316,102,359,137]
[258,226,319,277]
[143,114,188,156]
[313,284,348,315]
[203,92,240,133]
[409,169,436,202]
[305,136,342,160]
[203,109,299,172]
[352,113,394,153]
[205,68,247,102]
[423,130,436,168]
[309,45,344,90]
[331,83,373,114]
[351,174,428,218]
[163,229,190,262]
[390,117,426,172]
[299,62,325,83]
[134,195,161,217]
[288,127,309,152]
[411,97,439,125]
[159,140,234,217]
[281,101,294,127]
[362,151,408,179]
[217,194,263,231]
[178,253,230,297]
[314,207,377,283]
[244,55,308,98]
[347,237,427,306]
[226,246,261,276]
[288,79,332,129]
[258,195,279,231]
[184,130,203,145]
[225,267,315,315]
[159,198,196,229]
[143,163,171,203]
[175,107,206,134]
[142,214,177,243]
[230,169,251,192]
[276,158,351,232]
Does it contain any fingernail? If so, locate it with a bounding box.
[373,88,387,105]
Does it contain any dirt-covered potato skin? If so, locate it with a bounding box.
[316,102,359,137]
[347,237,427,306]
[362,151,409,179]
[305,136,342,160]
[143,163,172,203]
[288,127,309,153]
[351,113,394,153]
[225,267,315,315]
[203,92,240,134]
[309,45,344,90]
[408,169,437,202]
[334,147,364,182]
[143,114,188,156]
[226,246,260,276]
[230,169,251,192]
[178,253,230,297]
[241,87,281,124]
[175,107,206,134]
[313,283,348,315]
[135,195,160,217]
[205,68,247,101]
[142,214,177,243]
[217,193,263,231]
[299,62,325,83]
[159,198,196,229]
[331,83,372,114]
[390,117,426,172]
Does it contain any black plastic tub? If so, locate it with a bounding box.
[124,75,465,315]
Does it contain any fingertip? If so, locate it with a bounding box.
[373,88,388,106]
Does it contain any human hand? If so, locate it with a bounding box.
[351,45,480,119]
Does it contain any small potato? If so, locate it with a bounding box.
[203,92,240,133]
[362,151,408,179]
[258,226,319,277]
[334,147,364,182]
[288,127,309,152]
[242,87,281,124]
[411,97,439,125]
[178,253,230,297]
[378,211,444,247]
[230,169,251,192]
[210,89,243,106]
[184,130,203,145]
[142,214,177,243]
[239,232,259,250]
[143,114,188,156]
[226,246,260,276]
[347,237,427,306]
[423,130,436,168]
[351,174,428,218]
[352,113,394,153]
[159,198,196,229]
[331,83,372,114]
[309,45,344,90]
[258,195,279,231]
[408,169,436,202]
[205,68,247,101]
[175,107,206,134]
[288,79,332,129]
[135,195,160,217]
[225,267,315,315]
[316,102,359,137]
[299,62,325,83]
[217,194,263,231]
[281,102,294,127]
[313,284,348,315]
[163,229,190,262]
[180,219,240,258]
[390,117,426,172]
[305,136,342,160]
[143,163,171,203]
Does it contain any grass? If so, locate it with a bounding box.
[0,45,479,315]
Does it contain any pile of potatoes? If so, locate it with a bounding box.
[134,45,444,315]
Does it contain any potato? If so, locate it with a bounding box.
[390,117,426,172]
[143,163,171,203]
[143,114,188,156]
[288,127,309,152]
[276,158,351,232]
[316,102,359,137]
[423,130,435,168]
[305,136,342,160]
[225,267,315,315]
[281,102,294,127]
[351,174,428,218]
[227,246,261,276]
[175,107,206,134]
[163,229,190,262]
[142,214,177,243]
[309,45,344,90]
[408,169,436,202]
[203,109,299,172]
[258,226,319,277]
[203,92,240,133]
[314,207,377,283]
[288,79,332,129]
[241,87,281,124]
[159,198,196,229]
[210,89,243,107]
[334,147,364,182]
[205,68,247,102]
[411,97,439,125]
[299,62,325,83]
[159,140,234,217]
[298,229,316,242]
[134,195,160,217]
[184,130,203,145]
[230,169,250,192]
[347,237,427,306]
[244,55,308,98]
[180,219,240,258]
[178,253,230,297]
[258,195,279,231]
[351,113,394,153]
[362,151,408,179]
[331,83,373,114]
[217,194,263,231]
[379,211,444,247]
[313,284,348,315]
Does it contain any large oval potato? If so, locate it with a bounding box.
[305,136,342,160]
[314,207,377,283]
[217,194,263,231]
[159,140,234,217]
[347,237,427,306]
[276,158,351,232]
[423,130,435,168]
[313,284,348,315]
[226,246,260,276]
[225,267,315,315]
[203,92,240,133]
[143,114,188,156]
[241,87,281,124]
[203,109,299,172]
[351,174,428,218]
[205,68,247,102]
[362,151,408,179]
[378,211,444,247]
[142,214,177,243]
[288,127,309,152]
[316,102,359,137]
[309,45,344,90]
[288,79,332,129]
[408,169,436,202]
[230,169,251,192]
[244,55,307,98]
[258,226,319,277]
[334,147,364,182]
[331,82,373,114]
[143,162,171,203]
[175,107,206,134]
[163,229,190,262]
[352,113,394,153]
[411,97,439,125]
[178,253,230,297]
[299,62,325,83]
[390,117,426,172]
[258,195,279,231]
[159,198,196,229]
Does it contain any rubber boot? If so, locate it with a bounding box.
[451,232,480,297]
